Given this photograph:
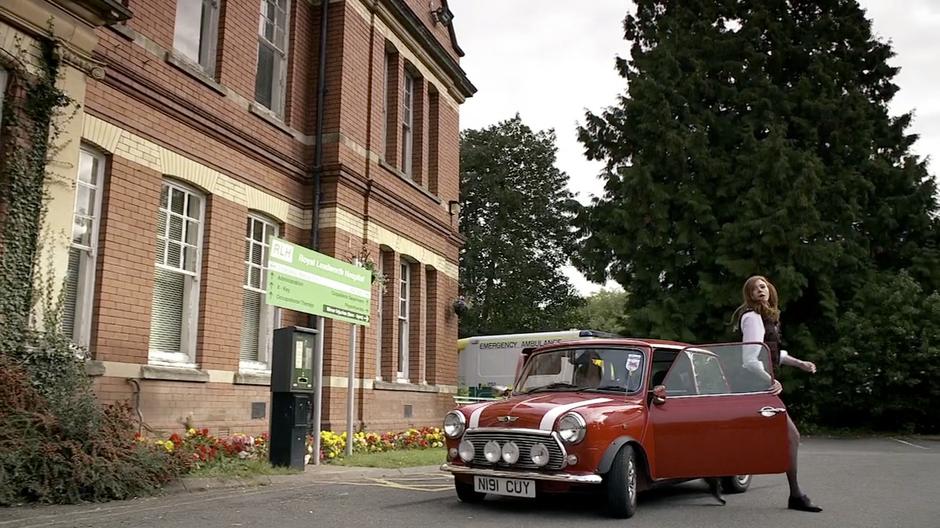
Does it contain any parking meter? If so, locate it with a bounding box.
[269,326,317,470]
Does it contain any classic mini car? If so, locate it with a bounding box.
[440,339,790,518]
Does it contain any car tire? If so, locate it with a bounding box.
[455,479,486,503]
[721,474,752,494]
[606,444,639,518]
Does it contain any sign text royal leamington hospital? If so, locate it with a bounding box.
[266,237,372,326]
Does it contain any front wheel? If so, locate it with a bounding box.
[455,479,486,503]
[721,474,752,494]
[606,445,639,518]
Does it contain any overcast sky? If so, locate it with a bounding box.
[449,0,940,295]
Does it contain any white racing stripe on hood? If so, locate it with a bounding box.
[539,398,612,430]
[468,401,499,429]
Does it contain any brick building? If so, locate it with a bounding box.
[1,0,474,437]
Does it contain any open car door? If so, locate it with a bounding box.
[647,343,790,480]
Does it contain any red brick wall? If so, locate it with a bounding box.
[196,195,246,371]
[82,0,467,436]
[91,156,160,364]
[94,376,272,436]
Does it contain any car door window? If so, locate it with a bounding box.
[684,344,774,394]
[690,352,729,394]
[661,351,696,396]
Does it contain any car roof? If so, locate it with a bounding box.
[533,337,692,352]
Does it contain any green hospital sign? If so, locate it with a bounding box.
[266,238,372,326]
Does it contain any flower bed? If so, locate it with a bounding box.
[140,428,269,472]
[308,427,445,463]
[141,426,444,469]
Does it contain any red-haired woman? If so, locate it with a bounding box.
[730,275,822,512]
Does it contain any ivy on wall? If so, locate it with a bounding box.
[0,38,72,359]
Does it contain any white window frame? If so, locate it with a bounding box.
[401,70,414,177]
[173,0,221,73]
[149,180,205,366]
[397,261,410,382]
[255,0,291,116]
[63,147,105,348]
[240,214,280,371]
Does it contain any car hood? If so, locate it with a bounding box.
[466,392,636,431]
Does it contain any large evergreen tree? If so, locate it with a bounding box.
[576,1,940,430]
[459,116,584,337]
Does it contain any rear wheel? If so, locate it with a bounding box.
[721,474,752,494]
[455,479,486,503]
[605,445,639,518]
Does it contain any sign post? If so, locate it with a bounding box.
[266,238,371,465]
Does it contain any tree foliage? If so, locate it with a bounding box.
[575,288,629,335]
[459,116,584,337]
[575,0,940,430]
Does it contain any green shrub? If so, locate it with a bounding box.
[0,355,181,505]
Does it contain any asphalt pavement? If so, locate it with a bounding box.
[2,436,937,528]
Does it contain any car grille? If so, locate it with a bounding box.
[463,429,566,470]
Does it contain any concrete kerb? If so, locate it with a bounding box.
[162,464,445,494]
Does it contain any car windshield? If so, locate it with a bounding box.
[517,347,646,394]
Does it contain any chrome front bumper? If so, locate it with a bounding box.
[440,463,603,484]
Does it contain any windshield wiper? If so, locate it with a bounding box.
[584,385,628,393]
[526,382,578,393]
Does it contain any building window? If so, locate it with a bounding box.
[149,180,204,365]
[397,262,410,381]
[255,0,291,116]
[428,88,440,194]
[173,0,220,72]
[62,147,105,348]
[240,214,279,370]
[375,250,386,380]
[401,70,414,177]
[383,51,391,161]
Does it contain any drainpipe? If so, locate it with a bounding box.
[309,0,329,465]
[310,0,329,259]
[127,378,143,437]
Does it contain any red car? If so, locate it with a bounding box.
[440,338,790,518]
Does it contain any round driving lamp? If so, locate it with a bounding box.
[483,441,502,463]
[557,412,587,444]
[458,439,475,462]
[443,411,466,439]
[501,441,520,464]
[530,443,551,467]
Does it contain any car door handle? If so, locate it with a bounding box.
[758,406,787,417]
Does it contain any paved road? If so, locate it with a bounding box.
[3,437,938,528]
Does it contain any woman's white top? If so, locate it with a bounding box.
[741,311,788,374]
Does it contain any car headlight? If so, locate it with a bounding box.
[557,412,587,444]
[443,411,466,439]
[529,443,550,467]
[501,441,520,464]
[458,439,475,462]
[484,441,502,463]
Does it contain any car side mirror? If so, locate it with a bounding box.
[650,384,667,405]
[493,385,512,398]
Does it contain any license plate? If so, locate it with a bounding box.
[474,476,536,498]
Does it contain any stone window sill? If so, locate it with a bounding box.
[378,159,442,204]
[165,51,226,96]
[234,371,272,386]
[141,365,209,383]
[250,103,294,136]
[85,360,106,377]
[374,380,441,393]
